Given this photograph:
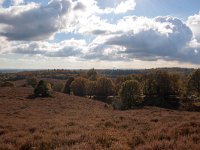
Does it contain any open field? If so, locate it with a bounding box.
[0,82,200,150]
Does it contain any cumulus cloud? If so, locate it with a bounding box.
[187,12,200,41]
[0,0,71,41]
[85,16,200,64]
[1,0,200,66]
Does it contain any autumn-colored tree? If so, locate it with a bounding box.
[87,68,98,81]
[119,80,143,109]
[95,77,114,98]
[63,77,74,95]
[34,80,53,97]
[115,75,133,95]
[71,77,87,96]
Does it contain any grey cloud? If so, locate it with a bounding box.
[13,43,82,57]
[102,17,199,63]
[0,0,71,41]
[73,2,86,11]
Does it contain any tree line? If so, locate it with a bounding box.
[28,68,200,110]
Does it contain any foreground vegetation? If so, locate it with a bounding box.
[0,68,200,149]
[0,85,199,150]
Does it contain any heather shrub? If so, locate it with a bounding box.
[0,81,14,87]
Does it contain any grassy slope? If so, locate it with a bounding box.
[0,82,200,150]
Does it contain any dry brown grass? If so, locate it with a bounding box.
[0,80,200,150]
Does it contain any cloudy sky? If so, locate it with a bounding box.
[0,0,200,69]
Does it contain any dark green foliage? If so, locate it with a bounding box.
[95,77,114,99]
[26,76,38,88]
[119,80,143,109]
[71,77,87,96]
[188,69,200,96]
[34,80,53,97]
[144,71,183,98]
[63,77,74,94]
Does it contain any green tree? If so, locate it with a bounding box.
[188,69,200,96]
[63,77,74,95]
[34,80,53,97]
[71,77,87,96]
[119,80,143,109]
[95,77,114,99]
[144,70,184,98]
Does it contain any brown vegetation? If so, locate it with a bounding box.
[0,81,200,150]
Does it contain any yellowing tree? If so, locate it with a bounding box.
[71,77,87,96]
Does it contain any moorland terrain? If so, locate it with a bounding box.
[0,79,200,150]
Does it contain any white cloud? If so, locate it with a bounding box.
[187,12,200,41]
[0,0,4,7]
[11,0,24,6]
[114,0,136,14]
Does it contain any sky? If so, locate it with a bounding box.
[0,0,200,69]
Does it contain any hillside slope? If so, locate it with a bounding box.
[0,85,200,150]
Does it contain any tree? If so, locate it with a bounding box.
[95,77,114,99]
[115,75,133,95]
[63,77,74,95]
[86,81,96,98]
[188,69,200,96]
[87,68,97,81]
[119,80,143,109]
[71,77,87,96]
[34,80,53,97]
[144,70,184,98]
